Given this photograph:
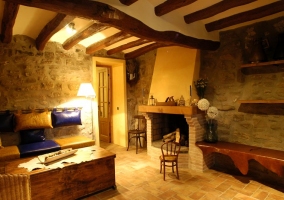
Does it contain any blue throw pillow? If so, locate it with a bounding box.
[52,108,82,127]
[20,129,46,144]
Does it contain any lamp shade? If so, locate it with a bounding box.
[77,83,96,97]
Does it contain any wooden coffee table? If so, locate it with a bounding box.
[4,146,116,200]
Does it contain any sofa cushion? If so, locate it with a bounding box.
[20,129,45,144]
[0,146,20,161]
[18,140,60,158]
[54,136,95,149]
[14,111,53,132]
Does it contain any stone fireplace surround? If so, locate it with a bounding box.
[139,105,213,172]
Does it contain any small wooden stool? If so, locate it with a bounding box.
[127,115,146,154]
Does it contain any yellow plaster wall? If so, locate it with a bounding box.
[149,46,200,105]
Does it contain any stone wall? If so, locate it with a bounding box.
[200,16,284,151]
[127,51,156,129]
[0,35,93,146]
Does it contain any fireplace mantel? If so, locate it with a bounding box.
[138,105,200,115]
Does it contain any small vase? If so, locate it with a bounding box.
[204,122,218,143]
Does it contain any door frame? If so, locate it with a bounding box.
[92,57,128,147]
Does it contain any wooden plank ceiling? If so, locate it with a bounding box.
[2,0,284,59]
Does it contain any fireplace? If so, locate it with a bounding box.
[139,105,215,172]
[151,113,189,152]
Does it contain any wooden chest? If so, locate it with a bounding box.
[4,146,116,200]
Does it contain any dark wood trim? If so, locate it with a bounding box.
[1,2,19,43]
[119,0,138,6]
[107,38,149,55]
[5,0,220,51]
[205,1,284,32]
[36,14,74,51]
[63,23,109,50]
[155,0,197,16]
[124,43,169,59]
[184,0,256,24]
[86,31,132,54]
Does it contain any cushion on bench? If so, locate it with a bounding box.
[18,140,60,158]
[54,136,95,149]
[0,146,20,161]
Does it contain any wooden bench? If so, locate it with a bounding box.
[196,141,284,177]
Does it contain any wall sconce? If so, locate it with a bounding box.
[66,22,77,34]
[77,83,96,139]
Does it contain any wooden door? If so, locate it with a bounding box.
[97,67,111,142]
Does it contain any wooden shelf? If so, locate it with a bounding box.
[240,60,284,75]
[240,60,284,68]
[237,100,284,104]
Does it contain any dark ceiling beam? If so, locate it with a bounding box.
[205,1,284,32]
[86,31,132,54]
[36,14,74,51]
[119,0,138,6]
[107,38,149,55]
[155,0,197,16]
[1,2,19,43]
[63,23,109,50]
[184,0,256,24]
[5,0,220,51]
[124,43,170,59]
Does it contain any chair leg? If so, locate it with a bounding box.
[138,136,142,147]
[176,161,179,180]
[160,160,162,173]
[136,135,138,154]
[127,133,130,151]
[163,162,166,181]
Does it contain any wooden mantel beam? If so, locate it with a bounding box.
[1,2,19,43]
[63,23,109,50]
[205,1,284,32]
[36,14,74,51]
[184,0,256,24]
[4,0,220,51]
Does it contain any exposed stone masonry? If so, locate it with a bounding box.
[0,35,93,146]
[201,16,284,151]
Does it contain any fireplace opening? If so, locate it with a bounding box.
[151,114,189,152]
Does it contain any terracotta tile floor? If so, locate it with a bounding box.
[81,142,284,200]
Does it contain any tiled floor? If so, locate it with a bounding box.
[82,142,284,200]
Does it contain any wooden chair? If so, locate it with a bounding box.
[160,141,181,180]
[127,115,146,154]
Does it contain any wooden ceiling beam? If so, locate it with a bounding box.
[124,43,169,59]
[205,1,284,32]
[36,14,74,51]
[107,38,149,55]
[119,0,138,6]
[86,31,132,54]
[1,2,19,43]
[5,0,220,51]
[155,0,197,16]
[184,0,256,24]
[63,23,109,50]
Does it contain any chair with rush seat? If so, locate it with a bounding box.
[160,141,181,180]
[127,115,146,154]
